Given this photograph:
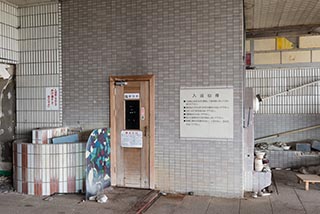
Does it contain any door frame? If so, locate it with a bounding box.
[109,75,155,189]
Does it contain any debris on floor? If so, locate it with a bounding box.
[0,176,13,193]
[255,139,320,153]
[252,191,271,198]
[96,194,108,203]
[43,196,54,201]
[298,165,320,175]
[88,193,108,203]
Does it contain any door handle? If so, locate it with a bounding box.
[144,126,148,137]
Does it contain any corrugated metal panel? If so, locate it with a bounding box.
[246,67,320,114]
[16,3,62,138]
[0,1,19,63]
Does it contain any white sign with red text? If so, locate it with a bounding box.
[121,130,143,148]
[46,87,59,110]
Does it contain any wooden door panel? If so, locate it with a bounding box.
[115,85,125,186]
[113,79,149,188]
[140,81,150,188]
[122,81,143,187]
[123,148,141,187]
[110,75,154,189]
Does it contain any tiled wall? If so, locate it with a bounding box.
[267,150,320,169]
[62,0,244,197]
[255,114,320,143]
[246,68,320,114]
[252,171,271,193]
[0,1,19,64]
[245,37,320,65]
[16,3,62,138]
[246,67,320,143]
[13,141,85,196]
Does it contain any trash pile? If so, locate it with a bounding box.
[255,142,290,151]
[255,139,320,152]
[89,193,108,203]
[0,176,13,193]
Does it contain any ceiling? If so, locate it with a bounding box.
[4,0,320,38]
[245,0,320,38]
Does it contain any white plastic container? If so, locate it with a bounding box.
[254,158,264,171]
[255,151,265,159]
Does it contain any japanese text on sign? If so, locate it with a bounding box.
[121,130,143,148]
[180,87,233,139]
[45,87,59,110]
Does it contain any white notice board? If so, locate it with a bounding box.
[180,87,233,139]
[121,130,143,148]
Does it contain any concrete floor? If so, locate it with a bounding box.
[0,170,319,214]
[147,170,320,214]
[0,187,152,214]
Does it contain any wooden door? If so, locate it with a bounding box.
[110,75,155,189]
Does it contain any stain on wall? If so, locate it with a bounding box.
[0,64,15,166]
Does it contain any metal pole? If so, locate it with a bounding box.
[261,80,320,101]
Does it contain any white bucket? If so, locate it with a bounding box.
[254,158,263,171]
[255,151,265,159]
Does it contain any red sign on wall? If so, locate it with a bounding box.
[246,53,251,66]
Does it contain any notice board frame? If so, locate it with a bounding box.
[180,86,234,140]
